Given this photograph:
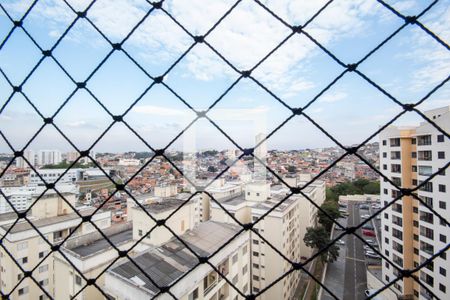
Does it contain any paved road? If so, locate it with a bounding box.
[343,202,367,300]
[321,219,347,300]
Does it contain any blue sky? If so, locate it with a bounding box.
[0,0,449,153]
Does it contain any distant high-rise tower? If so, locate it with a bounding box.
[38,150,62,166]
[15,149,35,168]
[254,133,267,180]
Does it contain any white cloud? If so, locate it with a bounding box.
[5,0,387,98]
[319,91,348,103]
[131,105,187,116]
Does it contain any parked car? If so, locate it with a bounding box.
[362,229,376,237]
[361,214,370,219]
[366,253,382,259]
[337,239,345,245]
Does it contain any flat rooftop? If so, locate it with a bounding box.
[69,229,133,257]
[1,207,102,233]
[137,198,187,214]
[108,221,241,295]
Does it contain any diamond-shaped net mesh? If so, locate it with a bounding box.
[0,0,449,299]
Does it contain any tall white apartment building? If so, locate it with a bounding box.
[380,106,449,299]
[15,150,36,168]
[209,177,325,300]
[37,150,62,166]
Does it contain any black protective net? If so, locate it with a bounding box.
[0,0,449,299]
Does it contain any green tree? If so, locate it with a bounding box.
[303,227,339,263]
[363,181,380,194]
[318,201,341,232]
[207,165,218,173]
[287,165,297,173]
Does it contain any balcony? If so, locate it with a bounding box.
[203,272,218,295]
[390,151,401,160]
[417,135,432,146]
[418,151,432,161]
[390,138,400,147]
[420,212,434,224]
[418,166,433,176]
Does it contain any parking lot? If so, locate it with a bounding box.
[321,201,382,300]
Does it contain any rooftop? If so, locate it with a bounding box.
[69,228,133,258]
[108,221,241,295]
[136,198,188,214]
[0,207,100,234]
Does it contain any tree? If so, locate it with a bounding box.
[318,201,341,232]
[363,181,380,194]
[303,227,339,263]
[287,165,297,173]
[207,165,218,173]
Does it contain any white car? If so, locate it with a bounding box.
[337,239,345,245]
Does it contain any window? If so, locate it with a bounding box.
[384,237,389,244]
[437,134,444,142]
[39,251,47,259]
[232,254,238,264]
[383,164,387,170]
[384,213,388,219]
[420,196,433,207]
[242,245,248,254]
[253,275,260,281]
[16,241,28,251]
[253,263,259,269]
[243,265,248,275]
[390,151,401,159]
[18,287,29,295]
[138,229,142,236]
[411,151,417,158]
[440,234,447,243]
[382,152,387,158]
[253,251,259,257]
[21,257,28,264]
[383,188,388,194]
[439,284,446,293]
[413,206,418,213]
[440,267,446,276]
[390,138,400,147]
[418,166,432,176]
[39,279,49,286]
[232,275,238,284]
[188,288,198,300]
[391,164,401,173]
[438,151,445,159]
[412,165,417,172]
[39,265,48,273]
[382,140,386,146]
[420,181,433,192]
[253,239,259,245]
[75,275,82,285]
[418,150,432,161]
[417,135,432,146]
[439,201,446,209]
[439,184,446,192]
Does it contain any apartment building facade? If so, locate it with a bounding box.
[104,221,250,300]
[0,196,111,300]
[380,106,449,299]
[210,178,325,300]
